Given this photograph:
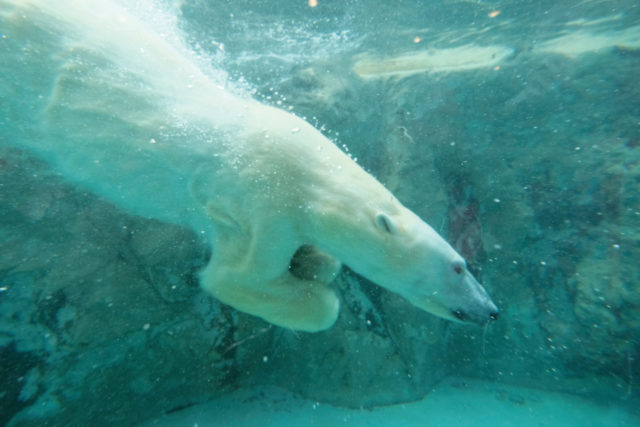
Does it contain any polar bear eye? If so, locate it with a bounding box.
[375,212,396,235]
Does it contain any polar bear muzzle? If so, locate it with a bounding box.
[448,269,499,325]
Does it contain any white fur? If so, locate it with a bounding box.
[1,0,497,331]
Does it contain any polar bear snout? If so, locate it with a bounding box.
[450,270,499,325]
[451,302,499,324]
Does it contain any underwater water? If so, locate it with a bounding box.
[1,0,639,425]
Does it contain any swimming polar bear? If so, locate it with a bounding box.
[0,0,498,331]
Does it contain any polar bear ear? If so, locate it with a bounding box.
[375,212,397,235]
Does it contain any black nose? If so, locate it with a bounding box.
[489,311,499,321]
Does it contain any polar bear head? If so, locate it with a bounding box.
[324,200,499,325]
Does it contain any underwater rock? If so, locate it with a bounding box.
[245,269,449,408]
[341,37,640,397]
[0,343,41,426]
[0,149,246,425]
[569,227,640,361]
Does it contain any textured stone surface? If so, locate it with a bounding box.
[0,148,234,425]
[271,33,640,395]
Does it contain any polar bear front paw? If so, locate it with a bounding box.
[267,278,340,332]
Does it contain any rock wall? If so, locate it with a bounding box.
[292,47,640,397]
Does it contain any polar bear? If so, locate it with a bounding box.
[1,0,498,331]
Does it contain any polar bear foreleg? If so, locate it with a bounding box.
[202,260,340,332]
[200,222,340,332]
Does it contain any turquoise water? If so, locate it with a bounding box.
[1,0,639,425]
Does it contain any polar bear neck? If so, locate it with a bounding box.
[235,105,406,264]
[304,162,406,274]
